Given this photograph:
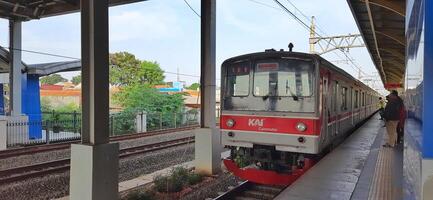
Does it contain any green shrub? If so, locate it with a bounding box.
[153,174,184,193]
[153,167,204,193]
[125,192,155,200]
[171,167,189,180]
[187,173,203,185]
[125,191,154,200]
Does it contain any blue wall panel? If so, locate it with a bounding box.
[23,74,42,139]
[422,0,433,158]
[404,0,425,197]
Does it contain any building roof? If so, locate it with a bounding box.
[347,0,405,87]
[0,0,148,21]
[27,60,81,75]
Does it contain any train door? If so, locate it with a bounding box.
[331,81,338,137]
[335,82,340,135]
[321,76,329,144]
[351,87,354,125]
[352,89,359,124]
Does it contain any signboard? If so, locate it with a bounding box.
[384,83,403,89]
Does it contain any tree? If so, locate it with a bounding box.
[113,84,185,130]
[40,74,67,85]
[114,84,184,114]
[186,83,200,90]
[71,75,81,85]
[139,61,165,85]
[109,52,165,86]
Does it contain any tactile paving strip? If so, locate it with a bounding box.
[368,147,397,200]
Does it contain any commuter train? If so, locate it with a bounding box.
[220,49,380,185]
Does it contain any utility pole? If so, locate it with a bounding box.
[309,16,365,55]
[309,16,316,54]
[177,67,180,82]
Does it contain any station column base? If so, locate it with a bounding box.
[422,159,433,199]
[69,143,119,200]
[194,128,221,175]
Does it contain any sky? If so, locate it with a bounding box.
[0,0,385,93]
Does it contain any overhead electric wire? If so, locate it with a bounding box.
[284,0,328,36]
[182,0,201,18]
[244,0,281,10]
[272,0,372,78]
[0,45,79,60]
[164,71,200,78]
[273,0,311,32]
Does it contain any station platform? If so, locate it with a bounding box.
[275,114,403,200]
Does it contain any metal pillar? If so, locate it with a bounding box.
[9,20,22,116]
[69,0,118,199]
[195,0,220,175]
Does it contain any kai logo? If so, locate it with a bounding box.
[248,118,264,127]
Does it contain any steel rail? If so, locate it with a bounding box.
[213,181,285,200]
[0,137,195,185]
[0,125,199,159]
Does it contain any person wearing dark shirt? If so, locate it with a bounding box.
[383,91,403,147]
[392,90,406,144]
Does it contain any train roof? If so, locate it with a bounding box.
[222,50,378,95]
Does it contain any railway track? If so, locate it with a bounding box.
[214,181,285,200]
[0,125,199,159]
[0,136,195,185]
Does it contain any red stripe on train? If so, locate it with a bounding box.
[220,115,320,135]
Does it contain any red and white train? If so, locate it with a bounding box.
[220,50,379,185]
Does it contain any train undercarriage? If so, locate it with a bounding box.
[224,145,315,185]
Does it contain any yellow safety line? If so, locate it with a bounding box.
[368,146,395,200]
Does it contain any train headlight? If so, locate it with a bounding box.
[226,119,235,127]
[296,122,307,132]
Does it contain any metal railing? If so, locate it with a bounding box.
[6,119,82,147]
[5,110,201,148]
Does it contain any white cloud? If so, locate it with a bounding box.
[109,9,181,42]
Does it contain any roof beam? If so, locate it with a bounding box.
[378,48,405,59]
[364,0,387,83]
[375,28,405,46]
[368,0,405,17]
[40,0,147,18]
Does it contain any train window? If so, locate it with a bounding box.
[354,90,359,108]
[341,87,348,111]
[362,92,365,106]
[323,79,328,94]
[253,60,314,97]
[227,62,250,96]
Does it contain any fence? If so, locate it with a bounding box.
[6,119,82,147]
[4,110,201,148]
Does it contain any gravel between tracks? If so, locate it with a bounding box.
[180,172,240,200]
[0,130,195,170]
[0,143,195,200]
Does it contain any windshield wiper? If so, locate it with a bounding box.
[286,80,299,101]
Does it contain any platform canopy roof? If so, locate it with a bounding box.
[0,47,80,75]
[347,0,406,87]
[0,0,147,20]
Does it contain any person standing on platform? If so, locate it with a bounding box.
[383,91,401,148]
[393,90,406,144]
[377,97,386,120]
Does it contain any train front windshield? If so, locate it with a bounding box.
[224,59,316,113]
